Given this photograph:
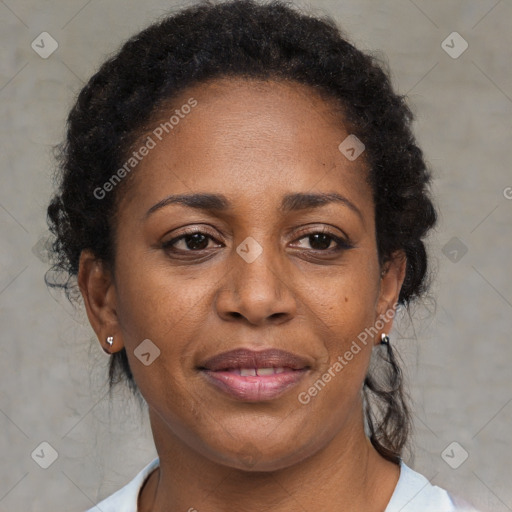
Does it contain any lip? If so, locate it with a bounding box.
[198,348,311,401]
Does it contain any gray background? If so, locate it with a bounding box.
[1,0,511,511]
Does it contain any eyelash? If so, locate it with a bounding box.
[161,226,354,254]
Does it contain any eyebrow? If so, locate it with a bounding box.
[144,191,363,221]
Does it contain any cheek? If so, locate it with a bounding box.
[112,258,205,417]
[297,283,375,425]
[112,246,225,390]
[114,249,205,343]
[297,258,379,398]
[303,260,380,349]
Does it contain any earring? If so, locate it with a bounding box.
[103,336,114,354]
[380,333,390,345]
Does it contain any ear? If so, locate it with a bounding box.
[374,250,407,345]
[77,249,123,353]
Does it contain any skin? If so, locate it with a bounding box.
[78,77,407,512]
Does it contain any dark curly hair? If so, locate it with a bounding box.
[46,0,437,464]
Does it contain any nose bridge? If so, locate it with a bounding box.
[236,235,281,294]
[215,232,296,324]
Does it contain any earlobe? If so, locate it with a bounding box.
[375,250,407,339]
[77,249,122,353]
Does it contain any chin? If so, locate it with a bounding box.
[199,427,323,473]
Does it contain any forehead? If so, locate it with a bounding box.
[118,77,373,220]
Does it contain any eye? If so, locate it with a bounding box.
[291,230,353,252]
[162,230,223,252]
[161,227,354,254]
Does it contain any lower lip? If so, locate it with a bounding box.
[200,369,308,401]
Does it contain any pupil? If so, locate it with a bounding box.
[186,233,208,250]
[310,233,330,250]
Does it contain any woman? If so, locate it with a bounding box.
[46,0,481,510]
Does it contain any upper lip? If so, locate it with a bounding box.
[198,348,311,371]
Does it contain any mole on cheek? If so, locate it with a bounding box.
[345,297,348,302]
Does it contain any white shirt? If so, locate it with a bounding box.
[85,457,480,512]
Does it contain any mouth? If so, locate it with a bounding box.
[197,348,311,402]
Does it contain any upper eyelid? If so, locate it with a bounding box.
[167,226,345,239]
[167,222,348,238]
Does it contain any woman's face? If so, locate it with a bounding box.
[80,77,405,471]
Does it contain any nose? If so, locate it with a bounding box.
[214,242,297,326]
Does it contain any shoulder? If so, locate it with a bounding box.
[385,461,481,512]
[85,457,160,512]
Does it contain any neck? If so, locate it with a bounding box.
[139,408,400,512]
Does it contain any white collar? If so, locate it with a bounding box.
[87,457,476,512]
